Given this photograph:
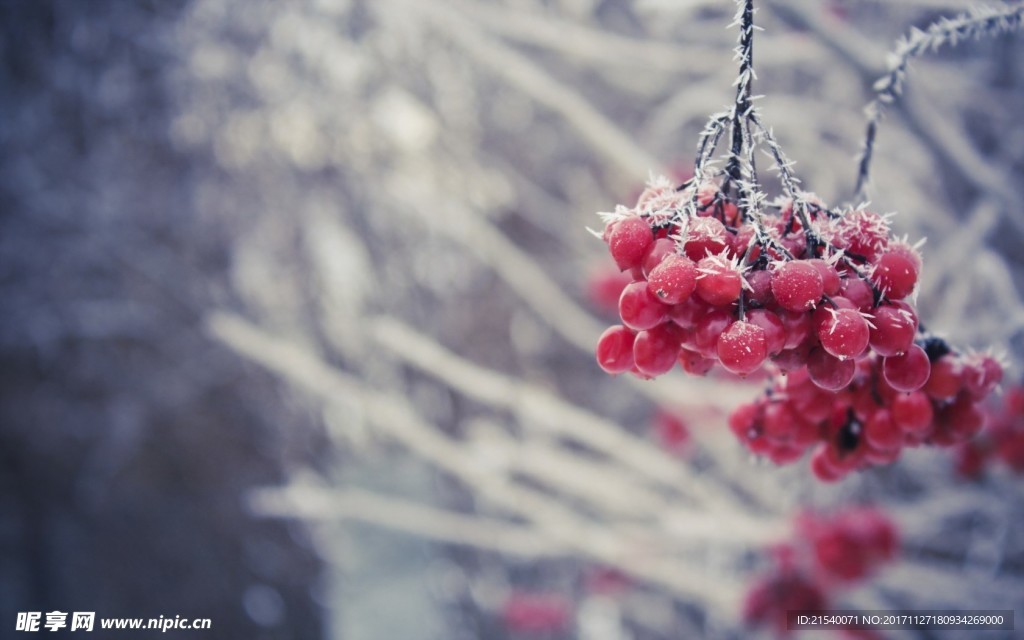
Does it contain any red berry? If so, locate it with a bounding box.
[595,325,636,374]
[814,529,869,581]
[767,443,806,465]
[822,433,864,472]
[745,269,775,307]
[777,309,812,349]
[678,349,715,375]
[729,402,761,444]
[641,238,675,277]
[864,409,902,450]
[807,348,856,391]
[780,234,807,259]
[955,442,989,478]
[717,321,769,376]
[869,304,917,357]
[682,217,728,261]
[501,593,570,634]
[647,254,698,304]
[938,392,985,440]
[1006,386,1024,414]
[633,324,683,377]
[771,261,824,311]
[692,308,734,358]
[667,296,710,329]
[653,410,690,454]
[718,201,740,226]
[811,446,845,482]
[618,281,668,331]
[872,251,918,300]
[857,510,900,560]
[836,209,890,261]
[891,391,934,433]
[996,431,1024,471]
[923,355,962,399]
[746,309,786,355]
[808,259,841,296]
[882,345,930,392]
[887,241,923,273]
[761,402,798,441]
[608,216,653,271]
[962,354,1003,400]
[850,382,881,419]
[742,571,828,632]
[839,277,875,311]
[728,224,758,260]
[816,308,870,360]
[772,340,812,372]
[695,255,742,306]
[811,297,856,338]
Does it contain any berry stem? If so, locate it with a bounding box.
[737,241,759,321]
[684,112,732,216]
[725,0,755,188]
[725,0,777,261]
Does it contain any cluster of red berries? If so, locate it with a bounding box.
[744,507,898,635]
[729,344,1002,480]
[595,177,926,382]
[593,176,1005,478]
[954,384,1024,478]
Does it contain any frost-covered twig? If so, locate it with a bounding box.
[748,109,824,246]
[725,0,757,188]
[748,111,801,201]
[694,111,733,182]
[683,110,731,217]
[687,0,779,245]
[854,3,1024,201]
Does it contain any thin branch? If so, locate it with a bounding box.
[749,111,801,200]
[854,3,1024,201]
[725,0,757,187]
[749,110,817,240]
[683,111,732,218]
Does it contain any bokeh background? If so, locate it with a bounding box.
[2,0,1024,638]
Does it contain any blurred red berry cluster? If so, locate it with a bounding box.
[954,384,1024,478]
[744,507,898,635]
[500,592,572,635]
